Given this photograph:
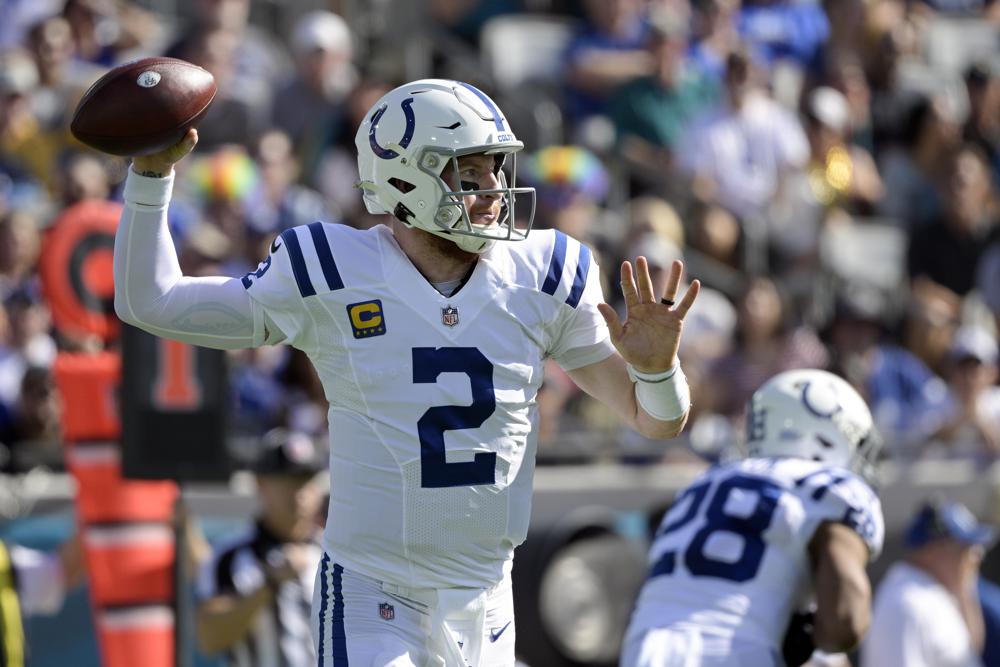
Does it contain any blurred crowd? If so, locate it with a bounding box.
[1,0,1000,473]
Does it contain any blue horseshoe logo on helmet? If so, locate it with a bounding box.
[369,97,416,160]
[801,381,843,419]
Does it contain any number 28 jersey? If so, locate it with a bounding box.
[627,457,884,654]
[243,223,613,589]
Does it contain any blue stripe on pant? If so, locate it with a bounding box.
[318,555,348,666]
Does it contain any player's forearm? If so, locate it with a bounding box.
[114,168,259,349]
[196,587,273,654]
[630,363,691,439]
[813,570,870,652]
[811,524,872,652]
[568,353,689,439]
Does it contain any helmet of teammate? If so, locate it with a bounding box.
[355,79,536,254]
[745,369,880,478]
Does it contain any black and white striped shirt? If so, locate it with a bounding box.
[197,521,321,667]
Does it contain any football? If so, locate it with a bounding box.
[70,57,217,156]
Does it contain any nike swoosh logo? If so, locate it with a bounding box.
[270,236,282,253]
[489,621,511,642]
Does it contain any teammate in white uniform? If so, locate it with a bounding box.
[622,369,885,667]
[112,79,700,666]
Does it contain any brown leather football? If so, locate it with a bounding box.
[71,57,217,156]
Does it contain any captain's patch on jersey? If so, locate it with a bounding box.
[347,299,386,338]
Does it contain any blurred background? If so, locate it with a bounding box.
[1,0,1000,665]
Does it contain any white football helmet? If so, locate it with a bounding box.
[355,79,536,253]
[745,369,881,479]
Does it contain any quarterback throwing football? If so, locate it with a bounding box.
[113,79,699,666]
[621,369,884,667]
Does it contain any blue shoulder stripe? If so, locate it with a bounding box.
[331,562,348,664]
[541,231,567,296]
[281,229,315,297]
[565,243,591,308]
[317,553,328,665]
[308,222,345,291]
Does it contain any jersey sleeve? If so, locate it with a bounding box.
[542,232,615,371]
[242,228,317,352]
[797,469,884,560]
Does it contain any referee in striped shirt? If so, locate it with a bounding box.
[196,429,326,667]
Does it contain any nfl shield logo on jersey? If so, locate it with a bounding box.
[379,602,395,621]
[441,305,459,327]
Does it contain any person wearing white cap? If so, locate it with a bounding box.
[803,85,884,210]
[928,325,1000,458]
[271,9,358,178]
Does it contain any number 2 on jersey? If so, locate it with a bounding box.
[413,347,497,488]
[651,474,781,583]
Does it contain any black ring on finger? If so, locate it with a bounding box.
[661,298,675,306]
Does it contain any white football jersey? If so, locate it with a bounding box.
[625,457,883,657]
[243,223,613,589]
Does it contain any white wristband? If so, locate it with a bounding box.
[124,165,175,208]
[627,363,691,421]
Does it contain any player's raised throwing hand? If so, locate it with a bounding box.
[597,258,700,374]
[131,128,199,178]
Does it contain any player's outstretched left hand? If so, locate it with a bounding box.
[596,257,699,374]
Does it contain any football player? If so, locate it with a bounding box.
[621,369,884,667]
[113,79,699,666]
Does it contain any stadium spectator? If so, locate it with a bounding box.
[196,428,325,667]
[927,325,1000,460]
[802,85,883,213]
[0,210,40,301]
[246,129,334,235]
[25,15,102,137]
[0,0,62,50]
[0,366,62,473]
[609,10,719,192]
[0,49,61,194]
[173,27,269,150]
[687,0,742,82]
[3,287,55,373]
[901,278,963,376]
[863,498,993,667]
[907,143,999,297]
[686,201,742,277]
[271,10,357,182]
[824,288,953,458]
[57,151,110,205]
[738,0,830,72]
[183,145,261,273]
[563,0,653,125]
[165,0,290,92]
[676,47,809,223]
[702,276,828,419]
[826,53,876,152]
[977,236,1000,333]
[768,85,882,278]
[962,59,1000,185]
[429,0,523,44]
[520,144,611,245]
[877,95,960,229]
[60,0,165,67]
